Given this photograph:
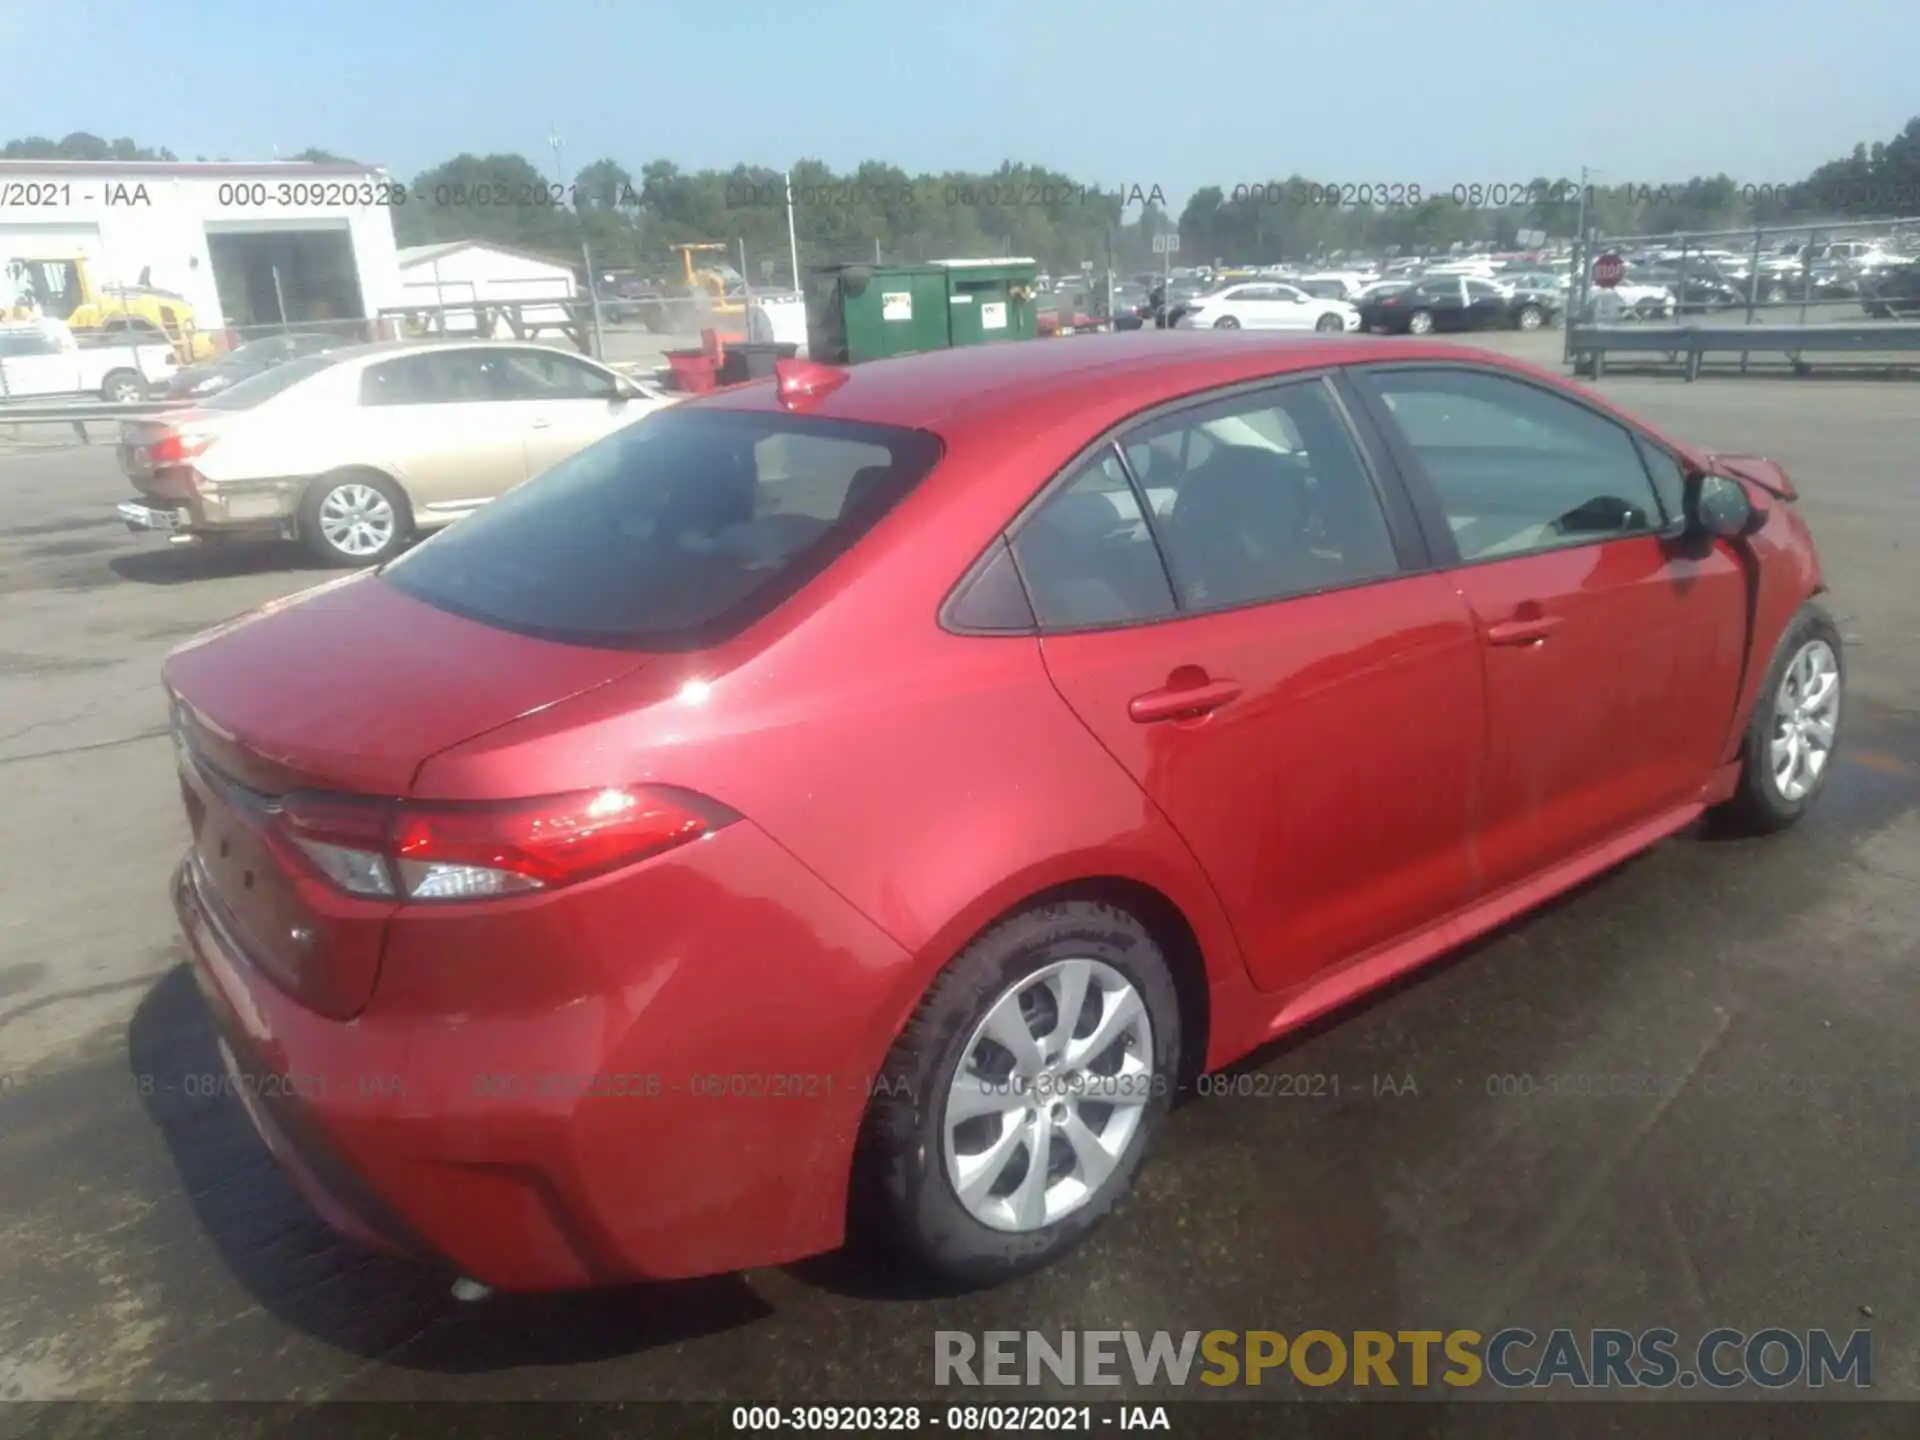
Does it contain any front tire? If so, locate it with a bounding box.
[1711,603,1845,834]
[1314,312,1345,334]
[1516,304,1545,331]
[300,470,411,567]
[856,900,1180,1287]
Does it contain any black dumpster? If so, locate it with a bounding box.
[717,342,800,386]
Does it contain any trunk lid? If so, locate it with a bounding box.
[164,573,658,1017]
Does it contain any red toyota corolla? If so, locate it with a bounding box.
[162,333,1840,1292]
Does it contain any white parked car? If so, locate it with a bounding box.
[114,340,677,566]
[1174,282,1360,333]
[0,318,177,402]
[1584,280,1676,322]
[1293,271,1373,301]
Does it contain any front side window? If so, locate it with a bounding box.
[1362,367,1663,562]
[360,349,506,406]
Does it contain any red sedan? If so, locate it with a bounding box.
[162,333,1841,1292]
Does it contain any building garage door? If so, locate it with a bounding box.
[204,220,366,331]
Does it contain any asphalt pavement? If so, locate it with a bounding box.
[1,331,1918,1423]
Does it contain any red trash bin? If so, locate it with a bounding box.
[666,350,718,394]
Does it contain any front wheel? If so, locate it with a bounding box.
[1212,315,1240,330]
[1711,603,1844,834]
[1516,304,1545,331]
[855,901,1180,1287]
[1314,312,1345,334]
[300,471,411,567]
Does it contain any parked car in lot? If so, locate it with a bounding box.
[160,333,1839,1292]
[161,331,352,401]
[1859,260,1920,319]
[1173,282,1359,332]
[1359,276,1558,333]
[115,341,674,566]
[0,317,177,401]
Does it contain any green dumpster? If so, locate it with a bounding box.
[805,263,951,364]
[938,257,1041,347]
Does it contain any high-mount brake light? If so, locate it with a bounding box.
[774,357,849,409]
[271,786,734,901]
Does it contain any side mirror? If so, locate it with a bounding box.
[610,374,639,401]
[1685,472,1757,538]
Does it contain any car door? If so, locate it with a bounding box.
[1012,374,1487,996]
[491,348,639,475]
[354,349,532,521]
[1223,285,1282,328]
[1264,284,1320,330]
[1462,279,1509,329]
[1422,278,1471,329]
[0,328,78,397]
[1348,364,1748,897]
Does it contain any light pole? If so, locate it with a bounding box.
[547,125,567,192]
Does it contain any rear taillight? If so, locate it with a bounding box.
[148,428,216,465]
[271,786,734,901]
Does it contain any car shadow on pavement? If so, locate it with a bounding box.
[109,542,322,587]
[129,965,772,1372]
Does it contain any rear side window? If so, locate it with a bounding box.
[1011,452,1176,629]
[198,354,337,409]
[381,409,944,650]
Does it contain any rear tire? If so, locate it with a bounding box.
[300,470,411,568]
[1710,603,1845,834]
[854,900,1180,1288]
[102,370,144,403]
[1212,315,1240,330]
[1406,309,1435,335]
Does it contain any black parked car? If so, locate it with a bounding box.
[162,332,348,400]
[1859,261,1920,319]
[1357,276,1558,335]
[1633,270,1751,315]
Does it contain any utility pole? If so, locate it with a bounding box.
[547,125,566,191]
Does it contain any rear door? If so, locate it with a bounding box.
[1463,279,1509,329]
[492,347,638,475]
[355,349,531,520]
[1016,374,1486,996]
[1349,364,1747,895]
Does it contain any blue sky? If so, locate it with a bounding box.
[5,0,1915,207]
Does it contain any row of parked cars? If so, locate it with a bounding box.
[1141,260,1572,337]
[1585,239,1920,321]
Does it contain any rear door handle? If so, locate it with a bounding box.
[1485,615,1564,646]
[1128,678,1243,724]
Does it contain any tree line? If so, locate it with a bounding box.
[6,119,1917,280]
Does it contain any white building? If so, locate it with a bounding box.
[0,159,405,339]
[397,240,577,336]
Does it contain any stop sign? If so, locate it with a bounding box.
[1592,252,1625,288]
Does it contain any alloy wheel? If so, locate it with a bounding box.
[1771,639,1841,801]
[942,958,1155,1233]
[318,483,397,559]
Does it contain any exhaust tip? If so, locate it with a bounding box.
[451,1277,493,1303]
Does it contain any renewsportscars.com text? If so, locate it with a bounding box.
[934,1328,1871,1390]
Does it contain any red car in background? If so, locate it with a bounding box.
[162,332,1840,1292]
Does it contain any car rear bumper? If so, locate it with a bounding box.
[171,816,918,1291]
[117,474,303,537]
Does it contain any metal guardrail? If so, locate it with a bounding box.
[1568,321,1920,381]
[0,400,180,424]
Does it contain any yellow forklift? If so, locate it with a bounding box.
[4,253,217,360]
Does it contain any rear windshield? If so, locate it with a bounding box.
[380,407,945,650]
[197,354,338,410]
